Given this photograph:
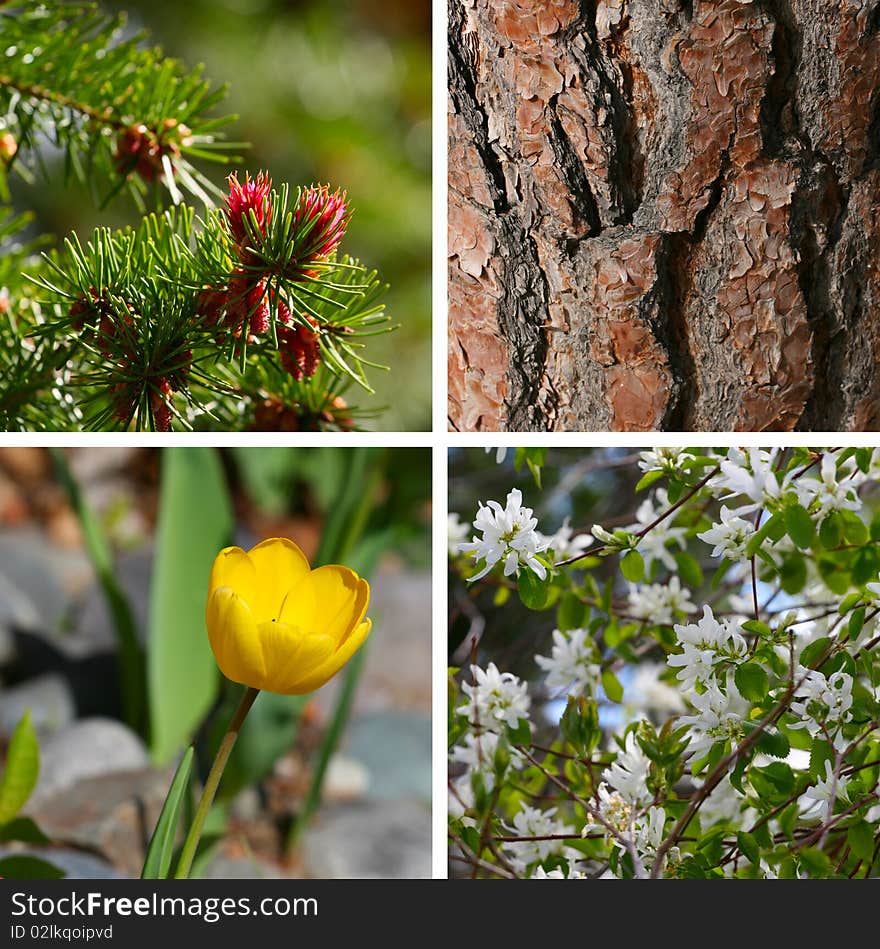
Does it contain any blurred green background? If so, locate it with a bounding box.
[13,0,431,431]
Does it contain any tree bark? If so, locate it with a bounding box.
[447,0,880,432]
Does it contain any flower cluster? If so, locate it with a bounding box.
[535,628,601,698]
[458,489,549,582]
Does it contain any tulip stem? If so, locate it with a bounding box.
[174,686,260,879]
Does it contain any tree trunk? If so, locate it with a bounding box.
[447,0,880,432]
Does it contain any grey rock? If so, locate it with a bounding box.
[31,718,149,804]
[345,711,431,801]
[0,673,76,737]
[24,767,172,878]
[0,529,91,633]
[200,853,283,880]
[299,799,430,879]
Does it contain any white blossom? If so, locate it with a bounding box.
[603,731,653,807]
[459,488,549,582]
[484,447,508,464]
[795,453,860,519]
[638,447,695,475]
[447,512,470,557]
[709,447,785,513]
[697,505,755,562]
[799,759,849,821]
[668,605,749,692]
[503,804,578,869]
[449,731,524,791]
[541,517,593,561]
[627,576,697,626]
[627,489,687,572]
[458,663,531,732]
[789,667,853,742]
[535,628,601,698]
[678,676,748,757]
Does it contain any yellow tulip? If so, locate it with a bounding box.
[206,537,371,695]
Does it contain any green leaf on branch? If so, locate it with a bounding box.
[800,637,832,669]
[736,831,760,865]
[557,592,589,632]
[635,469,665,492]
[819,512,843,549]
[601,669,624,703]
[784,504,815,549]
[620,549,644,583]
[518,568,552,610]
[674,552,703,588]
[734,662,769,703]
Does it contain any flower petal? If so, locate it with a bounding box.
[208,547,258,603]
[254,621,336,694]
[247,537,312,621]
[206,588,266,689]
[279,564,369,644]
[284,619,372,694]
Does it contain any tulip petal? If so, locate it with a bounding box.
[255,621,335,695]
[247,538,312,621]
[284,618,371,695]
[206,588,266,689]
[279,564,369,644]
[208,547,258,604]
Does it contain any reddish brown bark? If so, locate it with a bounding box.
[448,0,880,432]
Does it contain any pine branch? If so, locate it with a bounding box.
[0,1,239,208]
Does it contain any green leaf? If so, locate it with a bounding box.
[0,855,64,879]
[148,448,233,764]
[847,820,875,863]
[674,552,703,588]
[746,513,785,557]
[601,669,624,703]
[0,711,39,823]
[840,510,868,546]
[749,762,796,803]
[507,718,531,746]
[0,816,51,845]
[800,637,831,669]
[838,593,863,615]
[518,568,552,610]
[779,555,807,595]
[809,739,834,780]
[635,469,665,492]
[620,549,644,583]
[736,831,760,865]
[141,747,194,880]
[741,619,771,638]
[560,696,600,755]
[819,512,843,550]
[734,662,769,703]
[847,607,866,642]
[785,504,815,549]
[755,729,790,759]
[798,847,832,878]
[557,592,589,632]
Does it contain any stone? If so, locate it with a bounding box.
[344,712,431,801]
[299,798,430,879]
[0,673,76,737]
[30,718,149,804]
[24,767,172,878]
